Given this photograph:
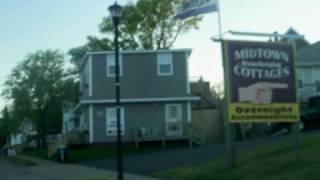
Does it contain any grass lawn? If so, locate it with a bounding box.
[23,142,188,162]
[79,177,112,180]
[156,133,320,180]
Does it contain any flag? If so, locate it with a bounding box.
[175,0,219,19]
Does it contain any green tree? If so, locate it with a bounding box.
[0,106,17,145]
[211,83,224,100]
[2,50,67,148]
[69,0,202,71]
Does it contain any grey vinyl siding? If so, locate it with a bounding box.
[300,67,320,84]
[90,102,189,143]
[81,51,189,101]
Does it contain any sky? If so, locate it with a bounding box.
[0,0,320,108]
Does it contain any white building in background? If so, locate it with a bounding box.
[10,120,37,146]
[296,41,320,103]
[10,134,23,146]
[62,102,79,134]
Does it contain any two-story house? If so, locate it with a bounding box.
[280,28,320,104]
[296,41,320,103]
[76,49,200,144]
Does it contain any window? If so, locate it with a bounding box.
[165,104,183,136]
[169,106,178,119]
[107,54,123,77]
[316,81,320,92]
[302,68,312,84]
[298,79,303,88]
[106,107,125,136]
[157,53,173,76]
[166,104,182,123]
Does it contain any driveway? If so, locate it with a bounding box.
[79,134,295,176]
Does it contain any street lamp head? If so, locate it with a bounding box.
[109,2,123,24]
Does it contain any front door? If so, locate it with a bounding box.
[165,104,183,136]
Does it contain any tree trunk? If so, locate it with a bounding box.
[37,107,47,149]
[40,112,47,149]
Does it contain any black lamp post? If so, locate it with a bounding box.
[109,2,123,180]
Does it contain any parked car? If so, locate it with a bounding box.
[300,96,320,131]
[269,96,320,134]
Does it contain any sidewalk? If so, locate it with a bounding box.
[19,155,160,180]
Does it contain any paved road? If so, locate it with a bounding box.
[0,160,49,180]
[0,158,158,180]
[79,134,295,176]
[80,144,225,175]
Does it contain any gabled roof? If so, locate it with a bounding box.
[281,27,310,50]
[278,27,319,66]
[296,41,320,66]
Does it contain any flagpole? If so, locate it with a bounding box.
[175,0,236,168]
[216,0,237,168]
[217,0,223,39]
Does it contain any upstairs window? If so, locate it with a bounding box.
[107,54,123,77]
[157,53,173,76]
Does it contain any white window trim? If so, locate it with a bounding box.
[107,54,123,77]
[105,107,125,136]
[157,53,173,76]
[165,104,183,136]
[165,104,182,123]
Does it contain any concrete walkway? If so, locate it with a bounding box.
[1,156,159,180]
